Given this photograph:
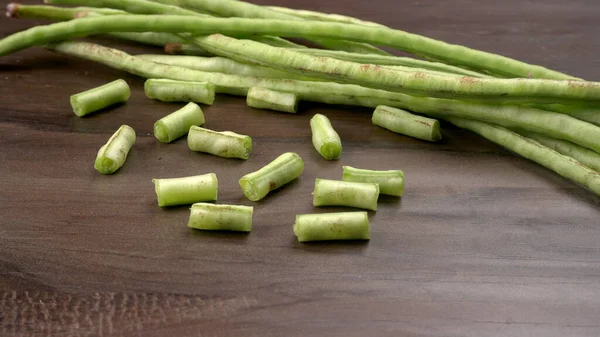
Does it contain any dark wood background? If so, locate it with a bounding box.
[1,0,600,336]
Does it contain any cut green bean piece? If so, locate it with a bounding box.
[70,79,130,117]
[145,79,215,104]
[153,173,218,207]
[517,131,600,172]
[239,152,304,201]
[187,203,253,232]
[372,105,442,142]
[188,126,252,160]
[294,212,370,242]
[94,125,136,174]
[154,102,205,143]
[342,166,405,197]
[446,118,600,196]
[313,178,380,211]
[247,87,298,113]
[310,114,342,160]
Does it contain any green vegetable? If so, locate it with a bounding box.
[312,178,380,211]
[47,0,305,49]
[1,14,576,79]
[46,42,600,154]
[137,55,315,80]
[193,34,589,103]
[516,131,600,172]
[147,0,390,55]
[165,44,489,78]
[294,212,370,242]
[247,87,298,113]
[94,125,136,174]
[70,79,130,117]
[145,79,216,104]
[154,102,205,143]
[239,152,304,201]
[265,6,386,28]
[342,166,405,197]
[153,173,218,207]
[372,105,442,142]
[6,3,124,20]
[187,203,253,232]
[187,126,252,160]
[46,0,202,16]
[310,114,342,160]
[446,118,600,196]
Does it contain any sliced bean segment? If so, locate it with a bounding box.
[239,152,304,201]
[187,203,253,232]
[342,166,405,197]
[310,114,342,160]
[188,126,252,160]
[145,79,216,104]
[294,212,370,242]
[153,173,218,207]
[372,105,442,142]
[94,125,136,174]
[313,178,380,211]
[70,79,130,117]
[247,87,298,113]
[154,102,205,143]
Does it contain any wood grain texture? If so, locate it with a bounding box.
[1,0,600,336]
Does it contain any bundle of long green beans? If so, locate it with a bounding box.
[4,0,600,197]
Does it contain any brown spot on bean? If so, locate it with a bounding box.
[360,64,370,71]
[269,181,277,190]
[460,76,480,85]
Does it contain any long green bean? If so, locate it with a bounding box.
[45,42,600,154]
[192,34,592,104]
[266,6,386,28]
[46,0,202,16]
[47,0,306,49]
[294,212,370,242]
[153,173,218,206]
[446,118,600,196]
[0,14,575,79]
[137,55,316,80]
[187,203,253,232]
[6,3,124,20]
[166,44,490,78]
[239,152,304,201]
[94,125,136,174]
[515,131,600,172]
[147,0,390,55]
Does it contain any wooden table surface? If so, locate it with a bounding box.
[2,0,600,336]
